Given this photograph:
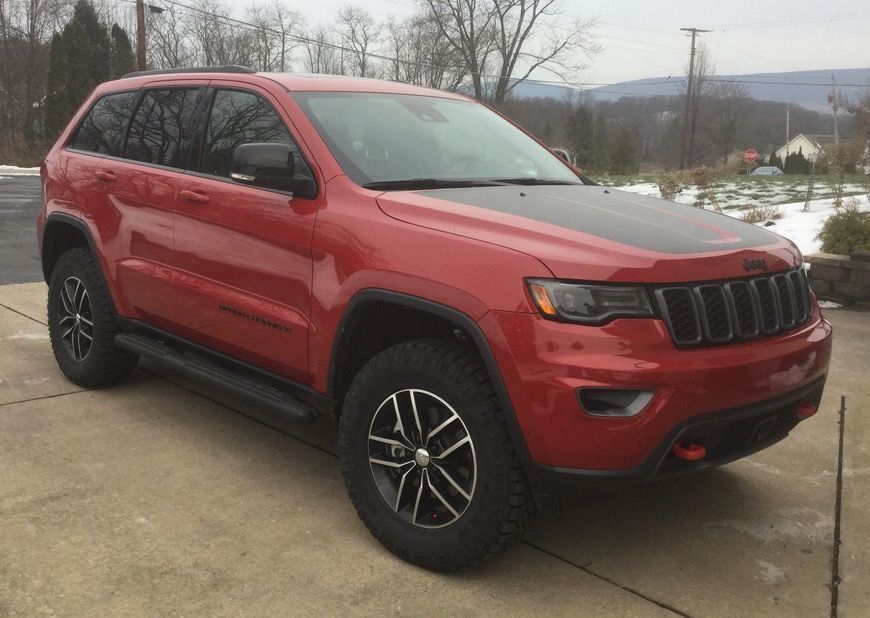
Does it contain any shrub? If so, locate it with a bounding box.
[740,205,782,223]
[816,201,870,255]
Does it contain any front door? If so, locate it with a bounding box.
[168,85,319,382]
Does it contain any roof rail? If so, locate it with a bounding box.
[121,65,256,79]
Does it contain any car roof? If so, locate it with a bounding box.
[106,69,471,101]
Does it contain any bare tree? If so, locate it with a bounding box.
[422,0,596,103]
[685,43,712,166]
[146,5,193,68]
[247,1,301,72]
[302,26,344,75]
[335,6,381,78]
[186,0,255,67]
[384,14,466,90]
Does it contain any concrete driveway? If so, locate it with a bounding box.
[1,281,867,617]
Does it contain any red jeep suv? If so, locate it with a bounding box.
[38,66,832,570]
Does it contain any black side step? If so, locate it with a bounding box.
[115,333,315,423]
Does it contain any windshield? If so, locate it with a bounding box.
[292,92,581,189]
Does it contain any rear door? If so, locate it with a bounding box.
[102,84,206,327]
[167,84,320,381]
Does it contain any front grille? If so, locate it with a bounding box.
[655,267,813,347]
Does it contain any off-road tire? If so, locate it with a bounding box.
[338,337,534,571]
[47,247,138,387]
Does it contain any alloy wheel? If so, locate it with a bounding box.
[368,389,477,529]
[58,276,93,362]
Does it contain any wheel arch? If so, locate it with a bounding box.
[41,213,101,283]
[328,288,533,466]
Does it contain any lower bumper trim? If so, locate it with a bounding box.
[529,376,826,507]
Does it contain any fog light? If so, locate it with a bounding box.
[577,388,655,417]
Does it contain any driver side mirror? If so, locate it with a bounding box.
[231,143,317,198]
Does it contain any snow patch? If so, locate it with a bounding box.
[614,183,870,256]
[0,165,39,176]
[818,300,842,309]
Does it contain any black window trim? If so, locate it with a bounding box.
[64,88,142,157]
[184,85,320,201]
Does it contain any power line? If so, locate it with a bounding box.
[713,12,870,32]
[125,0,870,93]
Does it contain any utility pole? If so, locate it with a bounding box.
[136,0,146,71]
[786,105,790,144]
[678,27,711,169]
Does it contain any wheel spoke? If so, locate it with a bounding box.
[394,466,417,512]
[435,435,471,460]
[369,434,407,449]
[369,456,414,470]
[71,326,80,359]
[409,389,424,438]
[80,315,93,327]
[61,323,76,339]
[432,462,471,501]
[428,474,460,518]
[426,413,458,445]
[412,468,428,524]
[59,314,75,326]
[390,394,414,448]
[60,283,74,315]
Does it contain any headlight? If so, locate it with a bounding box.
[527,279,654,324]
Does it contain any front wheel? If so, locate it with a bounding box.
[338,338,534,571]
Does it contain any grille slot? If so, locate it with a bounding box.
[724,281,758,338]
[656,288,701,345]
[656,267,813,348]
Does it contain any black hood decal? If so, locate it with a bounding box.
[416,185,782,254]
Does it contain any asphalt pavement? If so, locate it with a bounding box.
[0,175,43,284]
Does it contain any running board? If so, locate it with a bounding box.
[115,333,315,423]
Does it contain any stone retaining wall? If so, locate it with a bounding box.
[805,251,870,307]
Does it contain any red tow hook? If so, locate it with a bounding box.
[795,402,818,419]
[672,443,706,461]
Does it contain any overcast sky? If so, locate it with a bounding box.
[296,0,869,84]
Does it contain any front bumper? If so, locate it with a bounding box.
[527,376,825,503]
[481,307,833,475]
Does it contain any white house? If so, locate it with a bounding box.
[774,134,838,163]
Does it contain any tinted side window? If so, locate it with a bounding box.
[200,89,304,179]
[68,91,137,156]
[124,88,200,168]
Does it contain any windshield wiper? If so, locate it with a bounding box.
[362,178,510,191]
[488,178,583,186]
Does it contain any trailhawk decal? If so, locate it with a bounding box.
[219,304,291,333]
[416,185,781,255]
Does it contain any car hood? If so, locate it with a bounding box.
[376,184,801,283]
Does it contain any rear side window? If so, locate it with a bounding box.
[124,88,201,168]
[199,89,301,178]
[68,91,137,156]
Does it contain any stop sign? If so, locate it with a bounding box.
[744,148,759,163]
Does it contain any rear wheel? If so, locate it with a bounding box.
[338,338,533,571]
[47,248,138,387]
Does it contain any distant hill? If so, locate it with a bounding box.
[511,68,870,112]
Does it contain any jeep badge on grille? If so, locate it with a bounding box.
[743,258,768,272]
